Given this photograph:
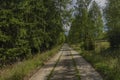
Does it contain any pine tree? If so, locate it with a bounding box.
[105,0,120,48]
[0,0,67,66]
[68,0,104,50]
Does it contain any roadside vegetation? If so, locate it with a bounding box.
[71,42,120,80]
[0,0,71,67]
[0,0,72,79]
[0,0,120,80]
[0,45,61,80]
[68,0,120,80]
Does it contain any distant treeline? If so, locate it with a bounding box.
[0,0,66,66]
[68,0,120,50]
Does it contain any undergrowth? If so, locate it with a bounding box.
[71,42,120,80]
[0,45,61,80]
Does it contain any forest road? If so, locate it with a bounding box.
[29,44,103,80]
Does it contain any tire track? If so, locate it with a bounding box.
[49,44,79,80]
[29,44,103,80]
[29,51,63,80]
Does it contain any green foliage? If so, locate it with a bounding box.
[105,0,120,48]
[71,42,120,80]
[0,0,66,66]
[68,0,104,50]
[0,45,61,80]
[81,48,120,80]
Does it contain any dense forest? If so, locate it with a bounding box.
[105,0,120,48]
[0,0,120,80]
[0,0,73,67]
[69,0,104,50]
[68,0,120,80]
[68,0,120,50]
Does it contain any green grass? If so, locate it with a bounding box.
[47,51,63,80]
[0,45,61,80]
[71,42,120,80]
[70,51,81,80]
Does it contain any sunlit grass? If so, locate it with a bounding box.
[0,45,61,80]
[71,42,120,80]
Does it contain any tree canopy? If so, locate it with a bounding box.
[105,0,120,48]
[68,0,104,50]
[0,0,71,66]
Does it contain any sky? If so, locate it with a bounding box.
[65,0,107,35]
[72,0,107,9]
[95,0,107,8]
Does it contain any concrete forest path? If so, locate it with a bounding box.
[29,44,103,80]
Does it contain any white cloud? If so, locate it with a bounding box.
[95,0,107,8]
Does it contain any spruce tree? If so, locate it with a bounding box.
[105,0,120,48]
[68,0,104,50]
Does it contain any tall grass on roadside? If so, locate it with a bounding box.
[71,42,120,80]
[0,45,61,80]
